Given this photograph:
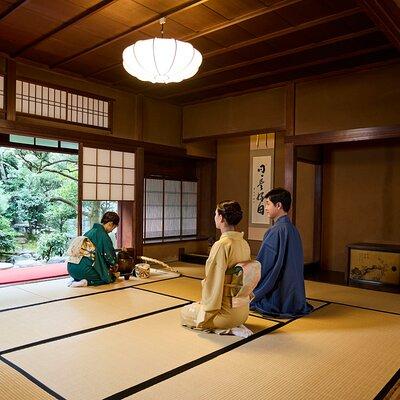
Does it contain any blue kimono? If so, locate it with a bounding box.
[250,215,313,318]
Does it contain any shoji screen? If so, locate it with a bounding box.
[82,147,135,201]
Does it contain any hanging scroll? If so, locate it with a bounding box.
[248,133,275,241]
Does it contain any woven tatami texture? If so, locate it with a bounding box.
[127,304,400,400]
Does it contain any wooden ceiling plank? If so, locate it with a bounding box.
[12,0,119,57]
[356,0,400,50]
[142,27,378,90]
[161,44,392,99]
[86,0,352,76]
[0,0,26,22]
[204,7,362,58]
[51,0,210,69]
[180,0,303,41]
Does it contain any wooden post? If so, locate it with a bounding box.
[313,164,323,264]
[6,59,16,121]
[134,147,144,263]
[284,142,296,223]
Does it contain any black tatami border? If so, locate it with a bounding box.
[2,275,399,400]
[0,354,66,400]
[0,299,189,356]
[0,282,328,400]
[104,302,333,400]
[0,274,182,313]
[374,368,400,400]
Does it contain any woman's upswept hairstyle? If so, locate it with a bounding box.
[216,200,243,226]
[101,211,120,226]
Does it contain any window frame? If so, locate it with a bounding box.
[143,176,198,243]
[15,76,113,131]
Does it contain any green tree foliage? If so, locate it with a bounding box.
[0,147,78,259]
[0,215,16,253]
[0,187,16,253]
[37,232,69,261]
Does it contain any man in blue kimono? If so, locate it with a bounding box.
[250,188,313,318]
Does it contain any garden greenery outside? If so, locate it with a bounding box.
[0,147,117,270]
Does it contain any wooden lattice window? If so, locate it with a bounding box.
[144,178,197,240]
[82,147,135,201]
[16,79,111,129]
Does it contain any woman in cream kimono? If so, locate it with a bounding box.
[181,201,252,330]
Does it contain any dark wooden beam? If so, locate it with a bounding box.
[0,119,187,156]
[204,8,361,59]
[12,0,119,57]
[51,0,210,69]
[134,148,144,263]
[181,0,303,42]
[313,164,323,263]
[89,6,361,79]
[138,27,379,93]
[284,124,400,145]
[179,58,399,106]
[88,0,303,78]
[5,59,16,121]
[0,0,26,22]
[357,0,400,50]
[284,142,296,223]
[286,82,295,136]
[182,126,286,143]
[161,44,391,99]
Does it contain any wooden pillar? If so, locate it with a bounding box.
[6,58,16,121]
[313,164,323,264]
[285,81,295,136]
[285,142,296,223]
[134,147,144,263]
[134,94,144,141]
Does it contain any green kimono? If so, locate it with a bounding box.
[67,223,117,286]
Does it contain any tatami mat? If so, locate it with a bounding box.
[140,276,327,323]
[0,288,186,353]
[126,304,400,400]
[169,261,206,279]
[3,308,278,400]
[0,360,54,400]
[0,286,49,311]
[305,280,400,314]
[0,269,179,312]
[142,276,202,302]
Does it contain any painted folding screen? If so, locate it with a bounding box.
[82,147,135,201]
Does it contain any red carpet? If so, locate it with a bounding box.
[0,263,68,284]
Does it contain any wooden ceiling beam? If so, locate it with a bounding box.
[88,6,361,79]
[160,44,392,100]
[88,0,303,78]
[12,0,119,57]
[356,0,400,50]
[0,0,26,22]
[204,7,361,59]
[180,0,303,41]
[51,0,210,69]
[180,58,400,106]
[140,27,379,95]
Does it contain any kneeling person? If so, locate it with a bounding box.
[67,212,119,287]
[181,201,257,332]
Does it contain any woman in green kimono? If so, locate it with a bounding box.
[67,212,119,287]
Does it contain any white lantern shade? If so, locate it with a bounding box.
[123,38,202,84]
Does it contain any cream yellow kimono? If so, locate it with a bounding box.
[180,231,251,330]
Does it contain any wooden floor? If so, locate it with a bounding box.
[0,263,399,400]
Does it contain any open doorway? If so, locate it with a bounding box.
[0,144,78,283]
